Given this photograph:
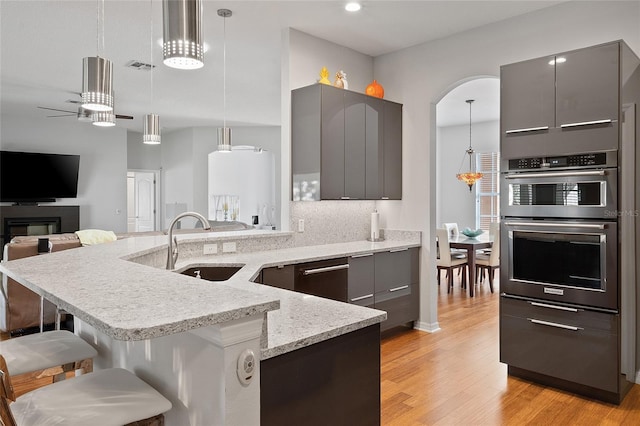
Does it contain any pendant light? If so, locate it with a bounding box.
[91,111,116,127]
[162,0,204,70]
[144,0,161,144]
[217,9,232,152]
[456,99,483,191]
[82,0,114,112]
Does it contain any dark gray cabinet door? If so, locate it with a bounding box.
[320,86,346,200]
[261,265,295,291]
[374,248,413,293]
[365,97,384,199]
[348,253,375,306]
[501,55,556,134]
[383,101,402,199]
[344,91,366,199]
[291,85,321,201]
[555,42,619,127]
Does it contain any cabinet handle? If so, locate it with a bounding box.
[350,294,374,302]
[503,221,606,230]
[529,318,582,331]
[529,302,579,312]
[389,248,409,253]
[351,253,373,258]
[301,264,349,275]
[560,119,612,129]
[389,285,409,292]
[504,170,606,179]
[340,197,359,200]
[505,126,549,134]
[381,197,390,200]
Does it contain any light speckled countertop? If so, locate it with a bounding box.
[0,230,420,359]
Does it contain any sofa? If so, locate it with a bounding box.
[1,233,82,335]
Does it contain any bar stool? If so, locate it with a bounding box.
[0,330,97,391]
[0,355,172,426]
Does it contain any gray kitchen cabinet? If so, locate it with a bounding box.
[291,83,402,200]
[374,247,419,332]
[500,296,620,399]
[348,253,375,307]
[501,41,622,159]
[260,265,295,291]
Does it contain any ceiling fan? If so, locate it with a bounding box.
[37,105,134,121]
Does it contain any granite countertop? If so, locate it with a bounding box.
[0,230,421,359]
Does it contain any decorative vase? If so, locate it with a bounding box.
[366,80,384,98]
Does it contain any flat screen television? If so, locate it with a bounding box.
[0,150,80,203]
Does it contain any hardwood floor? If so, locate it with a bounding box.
[380,277,640,425]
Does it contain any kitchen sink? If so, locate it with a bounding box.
[179,265,243,282]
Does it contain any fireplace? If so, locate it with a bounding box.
[0,206,79,258]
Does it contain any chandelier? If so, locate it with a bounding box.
[456,99,483,191]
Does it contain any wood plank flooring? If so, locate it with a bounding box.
[380,277,640,425]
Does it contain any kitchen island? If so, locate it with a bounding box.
[0,229,420,425]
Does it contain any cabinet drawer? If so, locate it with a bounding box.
[374,248,415,292]
[500,301,618,392]
[261,265,295,291]
[501,296,617,332]
[348,253,375,306]
[375,286,418,332]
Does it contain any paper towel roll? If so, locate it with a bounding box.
[371,211,380,241]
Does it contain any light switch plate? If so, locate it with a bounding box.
[203,244,217,255]
[298,219,305,233]
[222,242,237,253]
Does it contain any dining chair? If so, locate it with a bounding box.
[436,228,468,293]
[0,354,172,426]
[476,233,500,293]
[0,330,98,395]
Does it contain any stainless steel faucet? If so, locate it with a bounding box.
[166,211,212,270]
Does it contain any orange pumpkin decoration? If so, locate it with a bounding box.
[365,80,384,98]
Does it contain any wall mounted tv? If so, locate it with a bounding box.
[0,150,80,204]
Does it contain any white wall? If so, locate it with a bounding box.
[127,129,162,171]
[285,29,377,240]
[0,114,128,232]
[436,120,499,230]
[373,0,640,331]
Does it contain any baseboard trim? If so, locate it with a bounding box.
[415,321,440,333]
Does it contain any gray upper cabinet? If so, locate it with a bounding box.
[501,41,623,159]
[292,84,402,200]
[501,55,556,134]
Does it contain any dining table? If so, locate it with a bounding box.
[449,233,493,297]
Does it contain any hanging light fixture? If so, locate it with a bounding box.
[91,111,116,127]
[456,99,483,191]
[82,0,114,112]
[144,0,161,145]
[217,8,232,152]
[144,114,161,144]
[162,0,204,70]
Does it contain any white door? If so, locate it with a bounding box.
[134,172,156,232]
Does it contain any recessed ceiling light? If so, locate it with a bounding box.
[345,2,361,12]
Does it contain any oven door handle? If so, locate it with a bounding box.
[503,221,606,230]
[529,318,583,331]
[504,170,606,179]
[529,302,580,312]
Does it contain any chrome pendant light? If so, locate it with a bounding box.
[91,111,116,127]
[217,9,232,152]
[144,0,161,144]
[162,0,203,70]
[143,114,161,144]
[82,0,114,112]
[456,99,483,191]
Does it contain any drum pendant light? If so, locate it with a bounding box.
[82,0,114,112]
[91,111,116,127]
[456,99,483,191]
[162,0,204,70]
[144,0,161,144]
[217,9,232,152]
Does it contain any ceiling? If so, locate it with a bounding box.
[0,1,564,134]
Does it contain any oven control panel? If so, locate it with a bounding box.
[508,153,607,170]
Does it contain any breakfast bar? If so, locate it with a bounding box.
[0,229,420,425]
